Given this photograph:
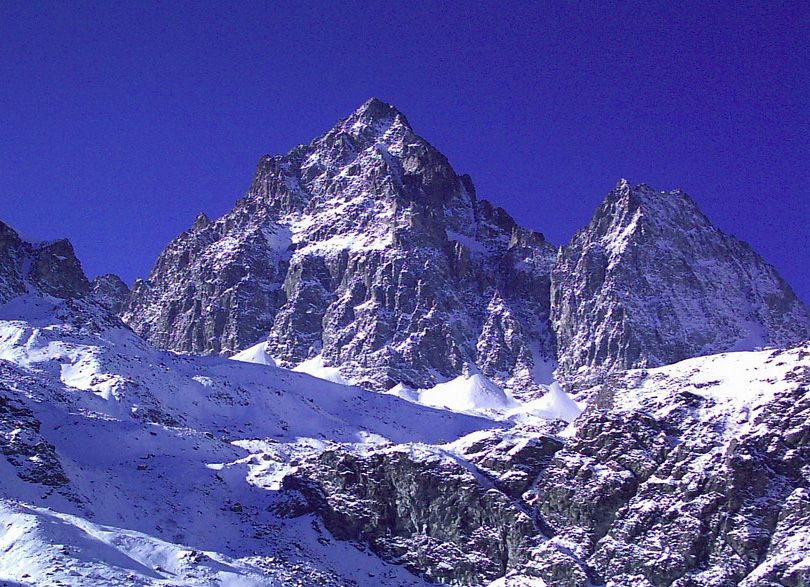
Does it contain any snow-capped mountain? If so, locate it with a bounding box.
[0,220,91,303]
[123,100,809,397]
[124,98,558,394]
[552,180,810,388]
[2,99,810,587]
[1,227,807,585]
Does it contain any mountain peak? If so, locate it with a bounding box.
[614,177,631,192]
[552,181,810,387]
[339,97,412,134]
[354,97,400,120]
[599,180,707,228]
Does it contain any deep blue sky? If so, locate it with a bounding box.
[2,2,808,301]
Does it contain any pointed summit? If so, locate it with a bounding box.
[336,97,412,135]
[124,97,559,388]
[615,177,631,191]
[353,97,402,121]
[598,180,715,239]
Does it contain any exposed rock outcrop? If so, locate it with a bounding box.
[0,221,90,303]
[90,273,130,314]
[283,443,539,585]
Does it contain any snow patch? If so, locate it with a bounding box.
[292,354,352,385]
[230,341,277,367]
[390,373,583,424]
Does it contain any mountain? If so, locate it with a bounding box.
[0,220,123,332]
[1,225,808,585]
[124,101,809,396]
[0,223,502,586]
[552,180,810,388]
[90,273,130,314]
[3,99,810,586]
[124,98,558,393]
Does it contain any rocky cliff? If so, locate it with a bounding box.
[124,99,557,392]
[279,343,810,586]
[0,220,91,303]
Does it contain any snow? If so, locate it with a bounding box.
[0,299,494,586]
[514,382,584,424]
[446,230,487,253]
[230,341,277,367]
[389,372,583,424]
[293,231,393,257]
[419,373,517,412]
[487,575,548,587]
[291,354,351,385]
[0,289,805,584]
[610,344,810,444]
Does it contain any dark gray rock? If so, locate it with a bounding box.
[521,344,810,587]
[89,273,130,314]
[0,221,90,303]
[282,443,538,585]
[0,379,69,487]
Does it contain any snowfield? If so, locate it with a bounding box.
[0,295,496,586]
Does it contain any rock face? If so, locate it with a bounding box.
[519,344,810,587]
[124,98,557,391]
[0,221,91,303]
[0,375,70,488]
[551,180,810,388]
[124,103,809,394]
[0,222,127,334]
[89,273,130,314]
[282,443,540,585]
[279,345,810,586]
[275,345,810,586]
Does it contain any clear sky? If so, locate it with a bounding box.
[1,2,808,301]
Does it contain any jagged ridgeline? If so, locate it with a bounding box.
[123,98,810,392]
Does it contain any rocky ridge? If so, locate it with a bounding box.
[0,220,91,303]
[276,344,810,586]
